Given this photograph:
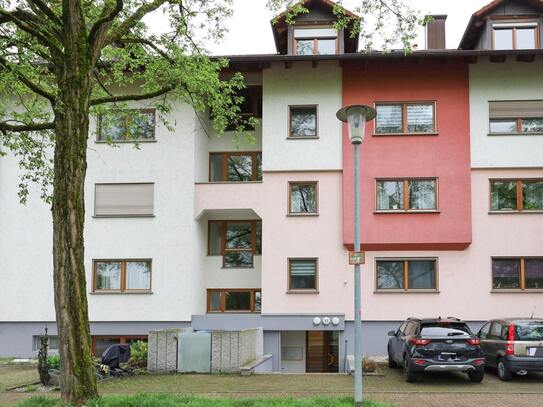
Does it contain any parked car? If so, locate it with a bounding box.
[387,317,485,382]
[477,318,543,381]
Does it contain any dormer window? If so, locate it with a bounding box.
[492,21,539,50]
[293,26,338,55]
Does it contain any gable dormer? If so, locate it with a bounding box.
[459,0,543,50]
[271,0,359,55]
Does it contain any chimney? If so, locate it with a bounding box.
[425,15,447,49]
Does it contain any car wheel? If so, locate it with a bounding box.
[388,347,398,368]
[497,359,512,381]
[403,356,419,382]
[467,369,484,383]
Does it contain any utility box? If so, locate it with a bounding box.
[177,331,211,373]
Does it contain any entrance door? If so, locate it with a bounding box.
[306,331,339,373]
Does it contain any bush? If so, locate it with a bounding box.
[127,340,148,368]
[362,357,378,373]
[47,355,61,370]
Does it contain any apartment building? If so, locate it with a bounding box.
[1,0,542,374]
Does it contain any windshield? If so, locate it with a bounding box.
[420,323,471,337]
[515,321,543,341]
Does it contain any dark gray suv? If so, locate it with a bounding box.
[388,317,485,382]
[478,318,543,381]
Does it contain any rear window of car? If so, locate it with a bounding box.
[515,321,543,341]
[420,323,471,337]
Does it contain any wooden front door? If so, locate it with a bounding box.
[306,331,339,373]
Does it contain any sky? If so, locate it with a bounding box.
[153,0,493,55]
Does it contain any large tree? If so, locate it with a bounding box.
[0,0,422,405]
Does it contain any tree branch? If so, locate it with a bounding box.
[0,121,55,133]
[90,85,175,106]
[0,57,56,103]
[88,0,124,62]
[106,0,169,44]
[26,0,63,27]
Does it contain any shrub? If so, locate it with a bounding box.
[47,355,61,370]
[127,340,148,368]
[362,357,378,373]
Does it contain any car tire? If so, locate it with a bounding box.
[388,347,398,368]
[403,356,419,382]
[497,359,512,381]
[467,370,484,383]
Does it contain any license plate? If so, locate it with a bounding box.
[526,347,543,357]
[438,352,456,361]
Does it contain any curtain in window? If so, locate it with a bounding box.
[407,105,433,132]
[96,262,121,289]
[290,260,316,289]
[408,261,435,289]
[377,181,403,210]
[409,180,435,210]
[376,105,402,133]
[126,261,151,290]
[525,259,543,289]
[492,259,520,289]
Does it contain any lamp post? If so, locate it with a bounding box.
[336,105,376,407]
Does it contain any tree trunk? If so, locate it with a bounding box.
[51,2,98,404]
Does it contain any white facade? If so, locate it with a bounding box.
[469,58,543,168]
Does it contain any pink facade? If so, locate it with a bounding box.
[342,62,472,251]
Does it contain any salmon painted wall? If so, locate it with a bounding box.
[342,61,472,251]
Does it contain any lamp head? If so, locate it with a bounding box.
[336,105,377,144]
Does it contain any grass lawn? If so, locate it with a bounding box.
[0,364,39,392]
[16,394,390,406]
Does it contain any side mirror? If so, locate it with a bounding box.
[388,330,396,337]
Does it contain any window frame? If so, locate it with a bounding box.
[224,85,263,131]
[207,220,261,268]
[92,259,152,293]
[97,108,156,142]
[375,258,439,293]
[292,24,339,55]
[208,151,262,182]
[489,178,543,213]
[375,178,439,213]
[373,101,437,136]
[206,288,261,313]
[491,19,540,50]
[491,256,543,292]
[287,257,319,293]
[91,335,148,355]
[288,181,319,215]
[288,105,319,139]
[489,117,543,134]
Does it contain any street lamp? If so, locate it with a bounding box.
[336,104,376,407]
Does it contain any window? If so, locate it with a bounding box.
[478,323,491,340]
[375,102,436,135]
[376,259,437,291]
[33,336,59,352]
[289,106,318,138]
[221,86,262,131]
[376,179,437,212]
[289,182,318,215]
[93,260,151,292]
[490,322,506,340]
[92,335,147,356]
[492,22,539,50]
[207,289,261,313]
[209,152,262,182]
[97,109,155,141]
[293,27,337,55]
[94,183,154,217]
[490,179,543,212]
[492,257,543,290]
[489,101,543,134]
[208,220,261,268]
[288,258,318,291]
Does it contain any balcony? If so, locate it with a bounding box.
[194,181,263,219]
